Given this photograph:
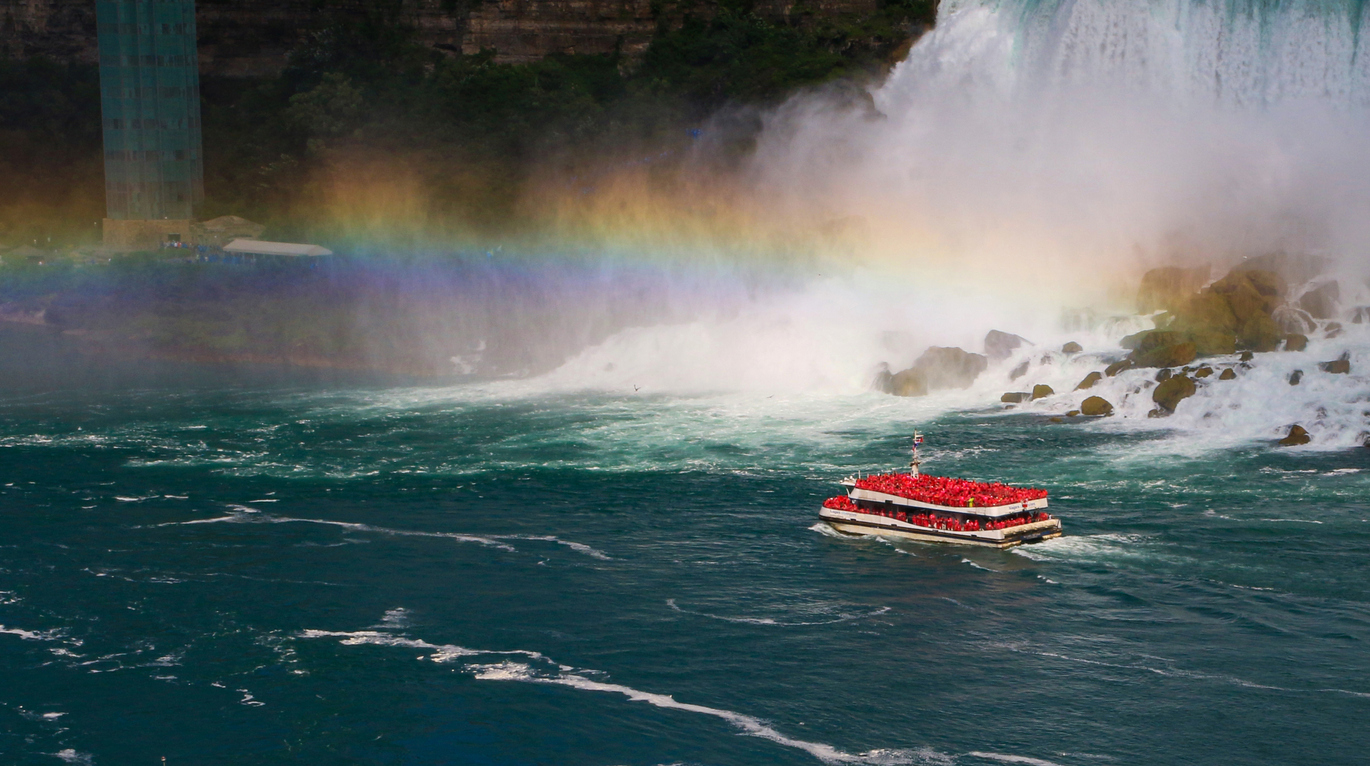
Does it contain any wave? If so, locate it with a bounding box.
[299,623,942,764]
[666,598,890,627]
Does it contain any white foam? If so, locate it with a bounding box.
[52,750,93,765]
[0,625,63,642]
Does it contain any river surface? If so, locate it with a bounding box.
[1,328,1367,765]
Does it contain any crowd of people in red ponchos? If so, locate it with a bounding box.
[822,495,1051,532]
[852,473,1047,508]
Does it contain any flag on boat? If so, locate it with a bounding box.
[913,434,924,445]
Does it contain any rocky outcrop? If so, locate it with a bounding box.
[1031,384,1054,400]
[1279,424,1311,446]
[1283,334,1308,352]
[1152,374,1196,413]
[984,330,1030,361]
[1080,395,1113,416]
[1137,266,1210,313]
[1001,392,1030,403]
[882,346,988,397]
[1194,366,1213,378]
[1061,341,1082,354]
[1219,368,1236,380]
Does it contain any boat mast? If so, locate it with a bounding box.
[910,431,923,476]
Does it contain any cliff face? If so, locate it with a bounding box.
[1,0,883,74]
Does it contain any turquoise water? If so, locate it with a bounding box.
[1,329,1368,765]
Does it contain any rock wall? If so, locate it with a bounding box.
[1,0,884,74]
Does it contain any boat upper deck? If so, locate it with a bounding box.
[844,472,1048,511]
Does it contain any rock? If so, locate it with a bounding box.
[1298,280,1340,319]
[1273,305,1316,334]
[1289,369,1303,385]
[1147,408,1167,418]
[1186,328,1237,356]
[1080,396,1114,416]
[872,363,895,392]
[1062,341,1083,354]
[1156,368,1172,382]
[1133,330,1182,353]
[1278,424,1311,446]
[1240,351,1254,362]
[1120,330,1151,350]
[1009,360,1030,380]
[1324,321,1344,339]
[1152,375,1197,413]
[1238,314,1282,352]
[1232,253,1330,285]
[1049,417,1065,423]
[1219,368,1237,380]
[1075,371,1102,390]
[1066,410,1080,417]
[1319,359,1350,374]
[1001,392,1030,403]
[887,369,928,396]
[1133,341,1197,368]
[1032,384,1055,400]
[1283,334,1308,352]
[1137,266,1211,312]
[1352,307,1370,324]
[984,330,1030,361]
[1194,366,1213,378]
[887,347,989,397]
[1105,359,1133,377]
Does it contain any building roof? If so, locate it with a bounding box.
[223,239,333,256]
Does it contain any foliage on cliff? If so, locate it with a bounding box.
[0,0,935,249]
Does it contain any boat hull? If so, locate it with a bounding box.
[819,508,1062,549]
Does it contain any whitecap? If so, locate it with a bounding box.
[967,754,1065,766]
[53,749,93,765]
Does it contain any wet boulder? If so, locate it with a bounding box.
[1131,333,1197,368]
[887,369,928,396]
[984,330,1030,361]
[1009,360,1030,380]
[1032,384,1055,400]
[1001,392,1031,403]
[1219,368,1237,380]
[1240,351,1255,362]
[886,347,989,397]
[1273,305,1316,335]
[1352,307,1370,324]
[1062,341,1083,354]
[1194,366,1214,378]
[1278,424,1311,447]
[1238,314,1282,352]
[1156,368,1172,382]
[1075,371,1103,390]
[1283,334,1308,352]
[1289,369,1303,385]
[1319,357,1350,375]
[1152,374,1197,413]
[1080,396,1114,416]
[1298,280,1340,320]
[1325,322,1344,339]
[1105,359,1133,377]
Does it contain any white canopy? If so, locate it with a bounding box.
[223,239,333,256]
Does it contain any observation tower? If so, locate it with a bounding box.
[96,0,204,251]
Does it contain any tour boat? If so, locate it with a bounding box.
[819,433,1062,549]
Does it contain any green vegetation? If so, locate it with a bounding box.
[0,0,934,250]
